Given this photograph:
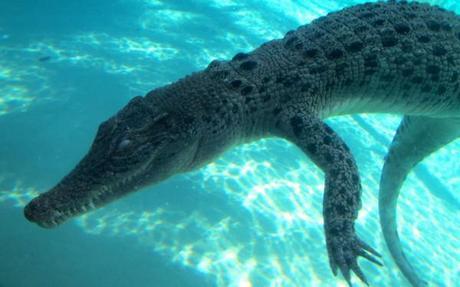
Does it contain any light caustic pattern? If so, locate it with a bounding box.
[0,178,39,208]
[1,0,459,286]
[0,48,43,116]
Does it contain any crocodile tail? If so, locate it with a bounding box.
[379,155,427,287]
[379,116,460,287]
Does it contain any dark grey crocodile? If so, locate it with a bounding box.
[24,1,460,286]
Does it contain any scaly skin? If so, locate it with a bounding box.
[24,1,460,286]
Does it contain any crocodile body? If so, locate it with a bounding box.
[24,1,460,286]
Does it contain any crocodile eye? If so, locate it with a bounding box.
[117,138,131,150]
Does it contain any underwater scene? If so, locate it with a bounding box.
[0,0,459,286]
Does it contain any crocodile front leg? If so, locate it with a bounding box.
[274,111,382,286]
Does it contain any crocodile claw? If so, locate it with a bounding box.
[326,220,382,286]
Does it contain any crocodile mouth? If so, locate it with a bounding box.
[24,197,94,228]
[23,175,137,228]
[22,146,164,228]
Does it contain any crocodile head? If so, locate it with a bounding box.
[24,96,200,228]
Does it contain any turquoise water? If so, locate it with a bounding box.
[0,0,459,286]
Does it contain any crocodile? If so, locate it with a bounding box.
[24,1,460,286]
